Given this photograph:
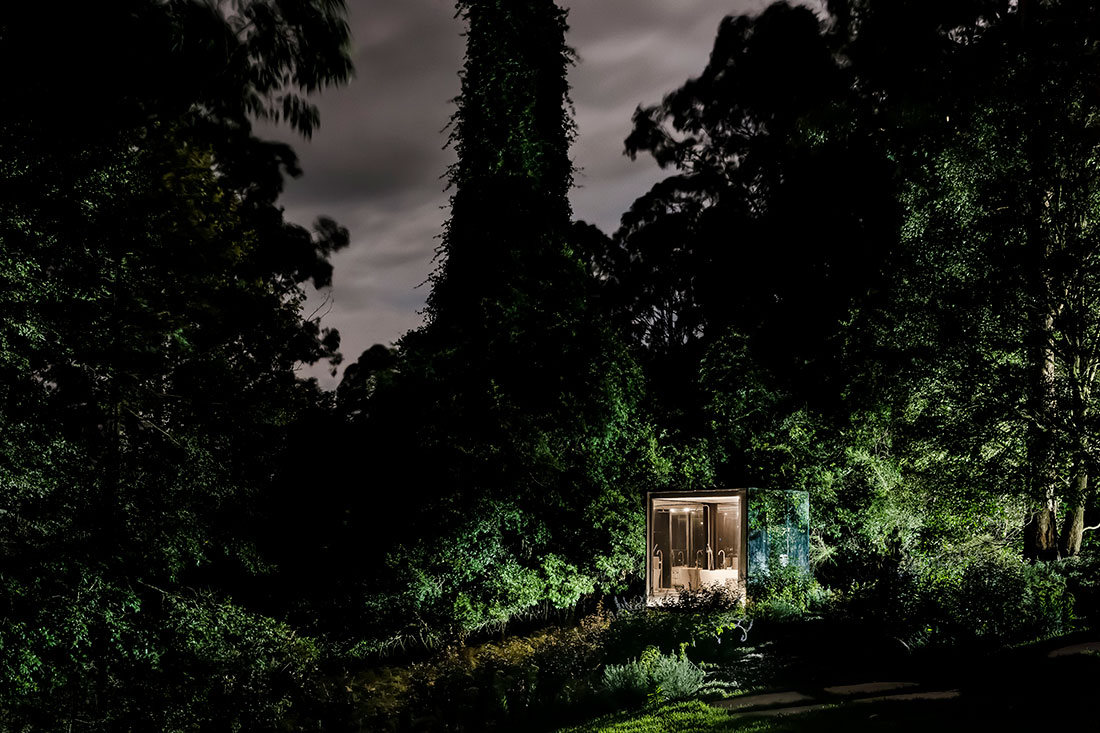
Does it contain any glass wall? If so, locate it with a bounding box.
[747,488,810,576]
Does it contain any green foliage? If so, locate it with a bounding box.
[0,2,352,728]
[611,0,1100,567]
[345,477,640,646]
[445,0,576,197]
[701,331,933,592]
[0,571,340,732]
[1052,552,1100,623]
[947,559,1074,643]
[601,648,706,709]
[701,332,866,552]
[838,551,1076,649]
[746,565,829,623]
[351,612,611,732]
[647,652,708,702]
[600,659,651,709]
[346,604,748,730]
[607,0,897,455]
[848,0,1100,557]
[557,700,738,733]
[601,603,751,670]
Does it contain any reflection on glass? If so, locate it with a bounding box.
[692,508,706,568]
[715,502,740,570]
[652,508,670,590]
[747,489,810,577]
[652,507,705,587]
[670,510,689,567]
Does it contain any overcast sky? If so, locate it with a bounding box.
[268,0,773,388]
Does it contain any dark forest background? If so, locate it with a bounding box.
[2,0,1099,730]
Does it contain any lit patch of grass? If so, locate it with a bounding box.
[556,697,968,733]
[555,700,745,733]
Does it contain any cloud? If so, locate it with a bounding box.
[276,0,771,388]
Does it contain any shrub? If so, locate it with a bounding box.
[600,647,705,709]
[601,658,651,708]
[648,652,706,701]
[665,584,743,612]
[1052,552,1100,624]
[836,551,1076,649]
[600,605,750,666]
[944,556,1073,643]
[0,579,340,733]
[360,612,611,731]
[746,563,829,621]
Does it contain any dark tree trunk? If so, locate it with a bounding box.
[1024,504,1059,561]
[1061,366,1091,557]
[1059,491,1086,558]
[1024,304,1060,561]
[1060,441,1087,557]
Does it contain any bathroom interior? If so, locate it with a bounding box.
[647,490,746,602]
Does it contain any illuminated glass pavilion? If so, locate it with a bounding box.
[645,488,809,605]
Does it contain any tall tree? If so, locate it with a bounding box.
[616,2,898,415]
[345,0,655,643]
[426,0,576,329]
[0,2,352,727]
[867,0,1100,558]
[599,1,906,537]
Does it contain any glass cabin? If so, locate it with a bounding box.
[646,488,809,605]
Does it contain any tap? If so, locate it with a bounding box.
[718,550,726,567]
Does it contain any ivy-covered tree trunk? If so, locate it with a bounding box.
[360,0,649,640]
[427,0,577,331]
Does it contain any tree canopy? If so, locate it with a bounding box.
[607,0,1100,566]
[0,2,353,728]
